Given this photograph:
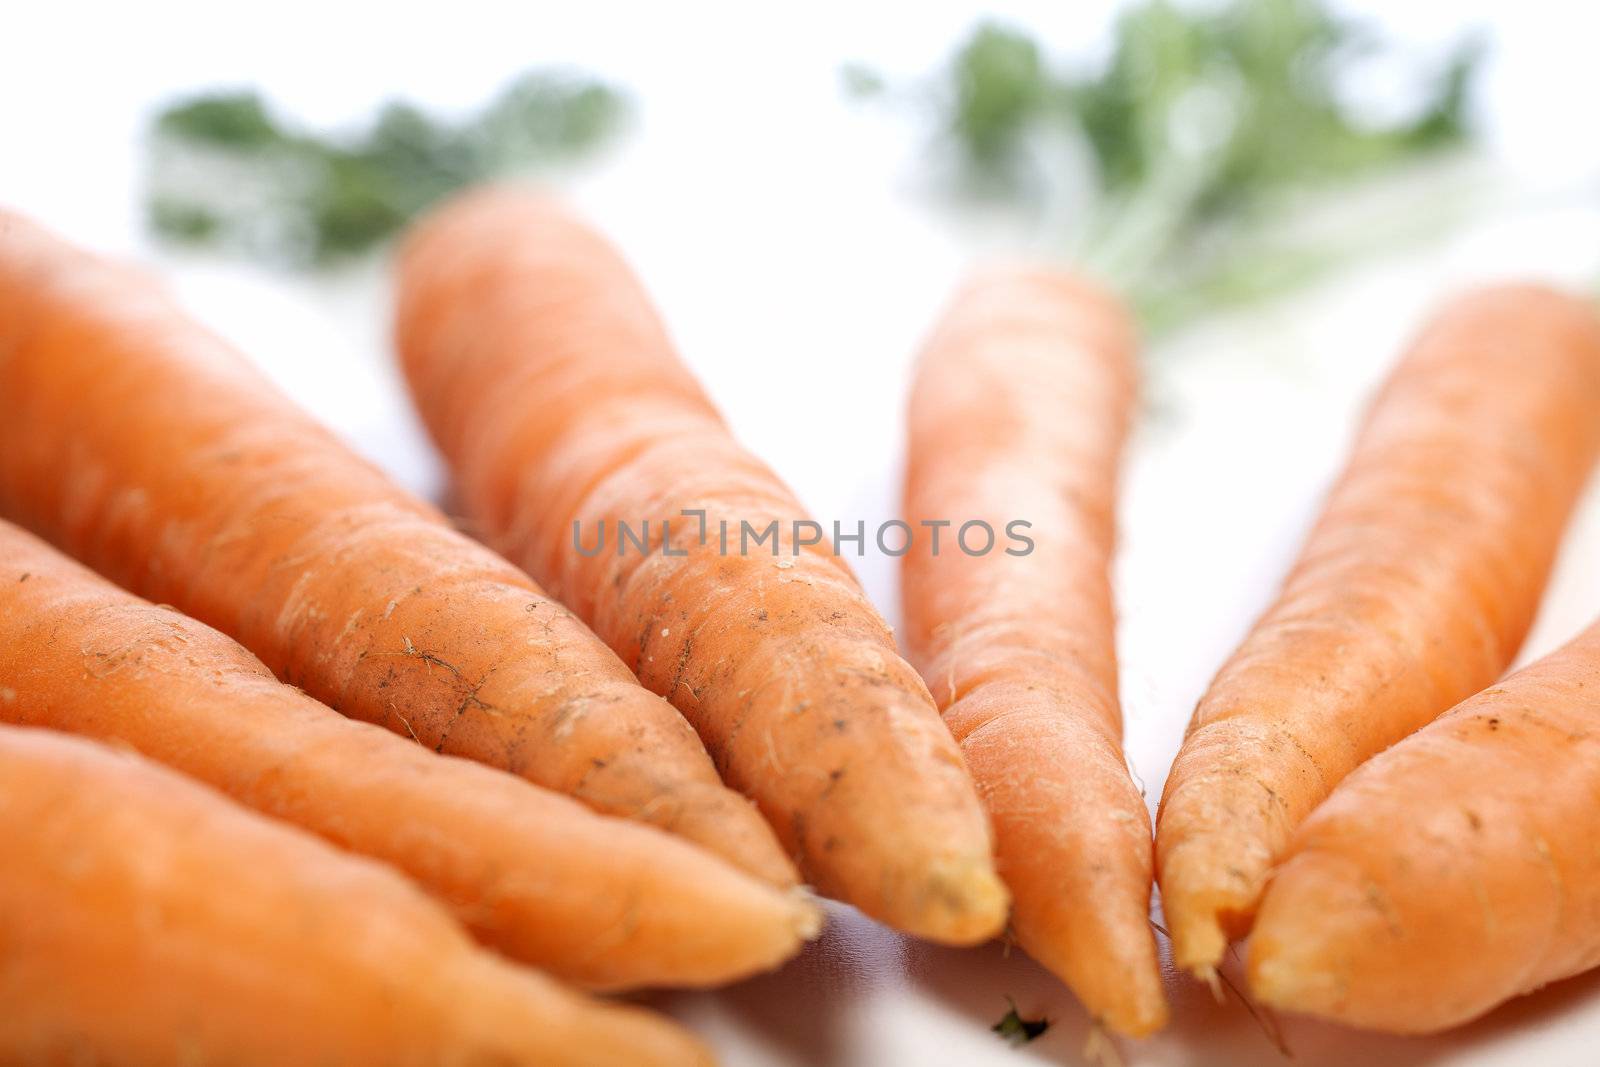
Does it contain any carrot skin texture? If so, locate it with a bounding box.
[901,270,1166,1036]
[0,520,817,991]
[0,725,712,1067]
[394,188,1008,944]
[1157,285,1600,977]
[0,208,796,888]
[1249,617,1600,1032]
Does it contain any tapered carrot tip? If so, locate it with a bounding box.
[569,1000,717,1067]
[668,782,802,889]
[552,1002,716,1067]
[1157,772,1278,978]
[1156,835,1260,980]
[1167,900,1232,983]
[559,686,799,890]
[897,855,1011,946]
[1099,948,1170,1038]
[466,954,718,1067]
[787,887,827,941]
[1120,984,1171,1038]
[1053,904,1170,1037]
[704,886,824,982]
[582,877,822,994]
[1245,852,1389,1029]
[1049,912,1169,1036]
[1247,947,1332,1022]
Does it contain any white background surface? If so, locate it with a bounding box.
[6,3,1600,1064]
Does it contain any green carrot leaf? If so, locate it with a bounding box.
[851,0,1484,331]
[145,71,628,266]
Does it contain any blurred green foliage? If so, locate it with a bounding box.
[949,4,1478,203]
[146,73,627,265]
[862,0,1483,329]
[948,28,1050,173]
[839,62,889,101]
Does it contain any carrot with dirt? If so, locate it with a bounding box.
[0,208,794,889]
[901,269,1164,1035]
[0,518,816,991]
[1157,284,1600,982]
[1249,614,1600,1032]
[394,188,1007,944]
[0,724,711,1067]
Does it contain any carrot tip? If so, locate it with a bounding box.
[1167,904,1230,984]
[1244,939,1322,1019]
[1245,957,1285,1007]
[789,886,826,941]
[1104,984,1172,1039]
[912,859,1010,945]
[1083,1024,1125,1067]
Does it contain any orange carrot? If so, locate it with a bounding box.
[1249,615,1600,1032]
[0,207,794,888]
[901,268,1165,1035]
[0,518,816,991]
[0,724,711,1067]
[394,188,1007,944]
[1157,284,1600,981]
